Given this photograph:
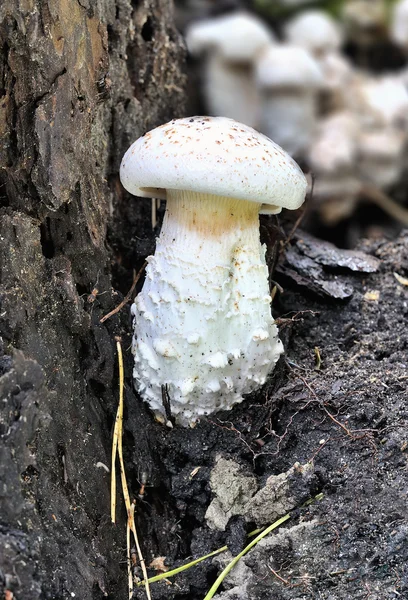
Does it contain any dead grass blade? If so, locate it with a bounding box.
[111,339,152,600]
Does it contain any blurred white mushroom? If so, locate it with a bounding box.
[284,10,343,58]
[391,0,408,52]
[319,52,355,113]
[284,10,354,113]
[308,86,408,224]
[308,111,361,223]
[309,111,359,174]
[357,127,406,189]
[397,65,408,89]
[185,12,275,127]
[255,44,324,157]
[350,75,408,129]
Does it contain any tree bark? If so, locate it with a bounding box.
[0,1,186,598]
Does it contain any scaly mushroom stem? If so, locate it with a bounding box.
[132,191,283,425]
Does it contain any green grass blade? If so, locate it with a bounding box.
[203,513,291,600]
[138,545,228,586]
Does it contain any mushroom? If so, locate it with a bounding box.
[349,75,408,130]
[185,12,275,127]
[319,52,355,113]
[346,74,408,188]
[255,44,323,157]
[357,127,406,189]
[284,10,343,59]
[309,111,359,176]
[120,116,307,426]
[391,0,408,53]
[284,9,354,114]
[308,111,361,224]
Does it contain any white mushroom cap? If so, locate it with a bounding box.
[255,45,324,90]
[284,10,343,56]
[391,0,408,50]
[186,12,275,62]
[120,116,307,211]
[350,75,408,128]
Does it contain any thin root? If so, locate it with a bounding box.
[100,261,147,323]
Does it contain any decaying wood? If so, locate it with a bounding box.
[0,1,186,597]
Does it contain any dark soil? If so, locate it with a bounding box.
[2,197,408,600]
[3,201,407,600]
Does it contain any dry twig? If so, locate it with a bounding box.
[100,261,147,323]
[361,184,408,226]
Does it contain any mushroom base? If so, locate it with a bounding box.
[131,190,283,426]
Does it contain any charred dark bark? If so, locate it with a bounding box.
[0,1,186,598]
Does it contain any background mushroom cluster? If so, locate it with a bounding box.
[176,0,408,245]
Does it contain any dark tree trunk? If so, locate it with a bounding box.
[0,1,185,598]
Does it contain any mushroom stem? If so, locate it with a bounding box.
[204,55,260,127]
[132,190,282,425]
[260,92,318,157]
[160,190,261,260]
